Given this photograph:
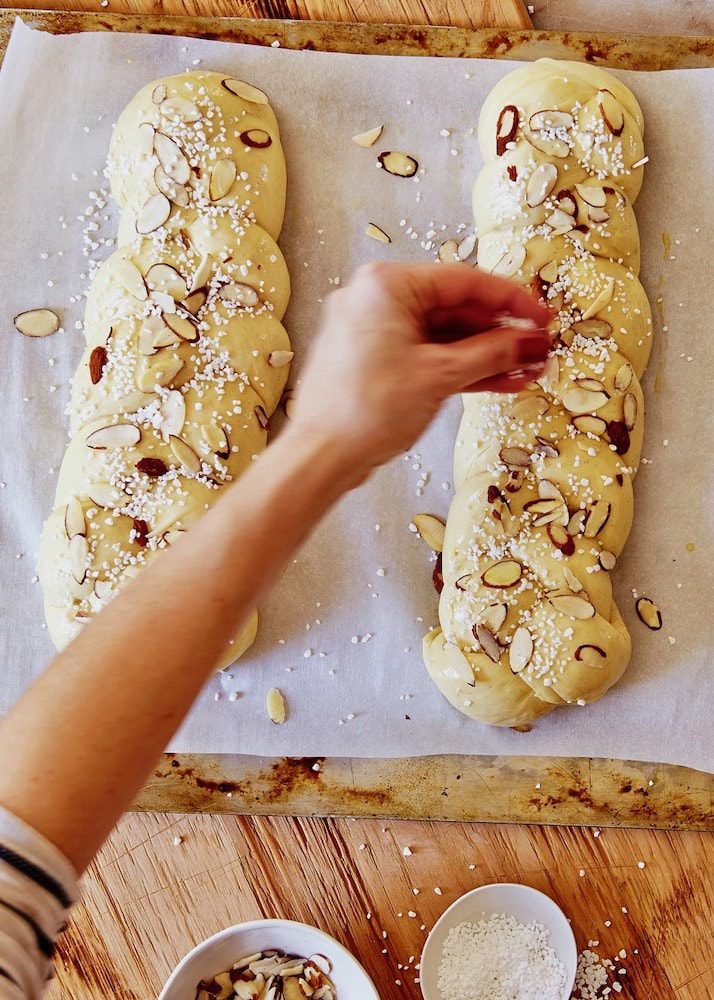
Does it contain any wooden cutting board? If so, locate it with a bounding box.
[7,0,533,29]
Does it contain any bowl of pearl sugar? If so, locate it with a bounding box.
[420,883,577,1000]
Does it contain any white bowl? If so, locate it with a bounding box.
[159,919,380,1000]
[420,883,577,1000]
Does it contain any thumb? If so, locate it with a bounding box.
[429,327,551,394]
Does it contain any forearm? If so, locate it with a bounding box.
[0,428,359,872]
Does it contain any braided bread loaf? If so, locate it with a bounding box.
[38,72,290,668]
[423,60,653,727]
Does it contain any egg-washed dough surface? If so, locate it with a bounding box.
[424,59,653,728]
[38,71,291,668]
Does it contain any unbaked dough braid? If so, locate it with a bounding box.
[423,59,653,727]
[38,72,291,668]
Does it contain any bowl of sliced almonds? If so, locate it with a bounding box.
[159,919,380,1000]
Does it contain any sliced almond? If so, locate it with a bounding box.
[64,498,86,540]
[145,263,188,300]
[576,376,607,393]
[575,183,607,208]
[86,423,141,449]
[267,687,287,724]
[151,84,167,105]
[480,603,507,633]
[138,356,184,392]
[136,192,171,234]
[482,559,522,589]
[189,253,212,294]
[365,222,391,244]
[599,550,617,571]
[573,414,607,436]
[137,122,155,156]
[547,522,575,556]
[115,257,148,302]
[182,288,208,316]
[240,128,273,148]
[163,529,187,546]
[151,326,181,350]
[636,596,662,630]
[209,158,238,202]
[538,259,559,284]
[584,500,611,538]
[221,78,269,104]
[491,244,526,278]
[511,394,549,422]
[598,89,625,136]
[413,513,445,552]
[93,578,114,601]
[377,151,418,177]
[150,290,176,314]
[170,435,201,474]
[575,644,607,667]
[268,350,294,368]
[160,389,186,439]
[545,208,574,233]
[255,405,270,430]
[509,626,533,674]
[525,162,558,209]
[562,387,609,415]
[499,446,531,469]
[538,480,565,504]
[614,363,634,393]
[571,318,612,338]
[219,282,260,307]
[558,191,577,215]
[525,498,566,527]
[623,392,638,430]
[14,308,60,338]
[563,566,583,593]
[164,312,199,342]
[69,534,89,585]
[89,345,108,385]
[438,240,459,263]
[568,509,587,536]
[495,105,519,156]
[351,125,383,147]
[154,165,189,207]
[473,624,501,663]
[154,132,191,185]
[457,233,477,261]
[201,423,229,458]
[580,276,615,321]
[588,207,610,224]
[549,593,596,619]
[526,132,570,158]
[159,96,201,123]
[534,435,559,459]
[529,109,574,131]
[537,354,559,387]
[87,481,129,508]
[606,419,631,455]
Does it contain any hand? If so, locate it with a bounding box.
[286,261,552,477]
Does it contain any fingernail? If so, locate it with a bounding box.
[517,333,550,366]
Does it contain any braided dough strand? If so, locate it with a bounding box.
[424,59,653,727]
[38,72,290,668]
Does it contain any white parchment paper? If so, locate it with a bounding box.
[0,20,711,770]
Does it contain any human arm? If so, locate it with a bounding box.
[0,263,551,878]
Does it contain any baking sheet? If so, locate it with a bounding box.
[0,19,711,771]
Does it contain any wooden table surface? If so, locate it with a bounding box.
[1,0,708,996]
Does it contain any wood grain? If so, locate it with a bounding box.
[48,812,714,999]
[7,0,533,29]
